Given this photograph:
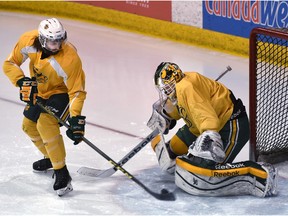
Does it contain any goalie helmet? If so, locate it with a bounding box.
[38,18,67,54]
[154,62,184,105]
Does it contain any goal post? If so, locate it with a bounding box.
[249,27,288,163]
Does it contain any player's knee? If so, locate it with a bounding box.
[45,135,66,170]
[152,135,177,159]
[37,113,60,141]
[170,135,189,155]
[151,134,162,151]
[22,117,38,137]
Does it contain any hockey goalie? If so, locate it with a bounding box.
[147,62,278,197]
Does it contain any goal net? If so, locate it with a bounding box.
[250,27,288,164]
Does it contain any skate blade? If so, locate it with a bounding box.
[56,182,73,197]
[33,168,53,173]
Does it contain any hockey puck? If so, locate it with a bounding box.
[161,189,169,194]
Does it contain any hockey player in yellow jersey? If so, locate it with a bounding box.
[3,18,86,196]
[148,62,278,197]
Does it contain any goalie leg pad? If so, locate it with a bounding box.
[175,157,251,196]
[175,156,276,197]
[259,163,278,197]
[152,134,175,174]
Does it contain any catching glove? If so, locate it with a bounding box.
[188,130,226,163]
[17,77,38,105]
[66,115,86,145]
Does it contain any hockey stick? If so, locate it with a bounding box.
[37,102,175,201]
[215,65,232,81]
[78,98,167,178]
[77,128,159,178]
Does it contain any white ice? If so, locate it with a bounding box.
[0,12,288,215]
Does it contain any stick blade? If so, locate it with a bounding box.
[77,167,116,178]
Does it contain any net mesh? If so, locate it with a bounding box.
[253,28,288,163]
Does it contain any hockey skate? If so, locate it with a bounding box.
[261,163,278,197]
[53,165,73,196]
[33,158,52,172]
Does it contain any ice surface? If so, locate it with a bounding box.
[0,12,287,215]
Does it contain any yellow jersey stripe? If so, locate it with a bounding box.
[224,119,238,160]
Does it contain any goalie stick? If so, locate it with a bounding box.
[78,100,167,178]
[37,102,175,201]
[215,65,232,81]
[78,66,232,176]
[73,66,231,194]
[77,128,159,178]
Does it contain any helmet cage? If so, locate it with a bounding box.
[156,77,177,105]
[155,62,183,106]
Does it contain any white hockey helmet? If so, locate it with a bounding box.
[38,18,67,53]
[154,62,184,105]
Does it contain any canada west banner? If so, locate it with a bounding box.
[203,0,288,38]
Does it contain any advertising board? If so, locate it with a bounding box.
[203,1,288,38]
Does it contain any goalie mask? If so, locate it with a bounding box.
[38,18,67,54]
[154,62,184,106]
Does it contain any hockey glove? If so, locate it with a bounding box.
[188,131,226,163]
[17,77,38,106]
[66,115,86,145]
[147,100,176,134]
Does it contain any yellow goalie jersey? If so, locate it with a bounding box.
[171,72,234,136]
[3,30,86,117]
